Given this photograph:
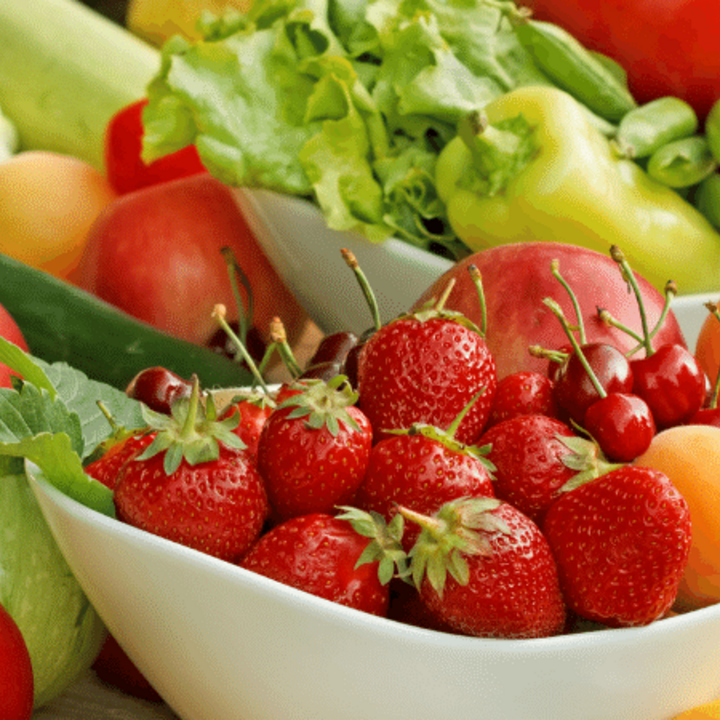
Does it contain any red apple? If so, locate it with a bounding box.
[412,243,686,380]
[76,175,308,348]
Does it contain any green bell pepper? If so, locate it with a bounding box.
[436,86,720,295]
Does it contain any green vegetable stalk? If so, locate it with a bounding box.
[435,86,720,295]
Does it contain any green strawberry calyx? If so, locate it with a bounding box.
[278,375,362,436]
[556,434,624,493]
[400,498,509,598]
[335,506,410,585]
[407,278,484,336]
[135,375,247,475]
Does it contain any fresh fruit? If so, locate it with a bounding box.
[0,303,28,389]
[355,396,496,550]
[220,391,274,458]
[358,281,497,444]
[125,366,193,414]
[240,512,392,616]
[634,425,720,611]
[75,174,307,347]
[486,370,557,427]
[114,379,269,561]
[694,301,720,384]
[105,98,207,195]
[0,602,33,720]
[256,376,373,521]
[0,150,116,282]
[84,430,155,491]
[401,498,566,638]
[543,466,691,627]
[411,243,686,380]
[478,414,601,524]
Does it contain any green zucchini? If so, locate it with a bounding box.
[0,253,253,391]
[0,0,159,170]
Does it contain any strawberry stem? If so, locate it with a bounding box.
[341,249,382,332]
[467,264,488,338]
[551,259,586,345]
[543,298,607,399]
[213,304,271,395]
[179,375,203,439]
[445,388,486,439]
[435,278,457,313]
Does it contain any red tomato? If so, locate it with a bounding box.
[0,603,34,720]
[0,304,29,389]
[105,98,207,195]
[76,174,308,348]
[525,0,720,120]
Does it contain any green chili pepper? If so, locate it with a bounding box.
[503,6,636,123]
[647,136,717,188]
[435,86,720,295]
[0,253,253,391]
[695,173,720,230]
[614,97,699,159]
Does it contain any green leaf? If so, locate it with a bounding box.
[0,337,56,397]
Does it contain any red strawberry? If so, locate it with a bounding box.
[84,430,155,491]
[114,377,269,562]
[256,376,373,522]
[220,390,274,458]
[355,394,495,550]
[478,414,616,524]
[543,465,692,627]
[400,498,566,638]
[357,287,497,445]
[486,370,557,427]
[240,510,404,616]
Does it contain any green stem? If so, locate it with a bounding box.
[179,375,202,439]
[221,247,253,345]
[552,259,586,344]
[468,264,488,338]
[543,298,607,399]
[341,249,382,332]
[445,388,486,439]
[435,279,457,313]
[596,307,644,345]
[270,317,302,379]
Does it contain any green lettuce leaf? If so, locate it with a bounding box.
[141,0,556,257]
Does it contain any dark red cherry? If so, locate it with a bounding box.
[687,407,720,427]
[631,343,706,429]
[583,393,656,462]
[307,331,359,366]
[125,366,193,414]
[553,343,634,424]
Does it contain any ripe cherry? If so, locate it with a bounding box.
[125,366,193,414]
[487,370,557,427]
[584,393,656,462]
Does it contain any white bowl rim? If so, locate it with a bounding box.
[28,465,720,656]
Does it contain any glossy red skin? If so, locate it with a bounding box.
[357,316,497,445]
[355,432,495,550]
[687,407,720,428]
[0,603,33,720]
[114,446,269,562]
[526,0,720,120]
[583,393,656,462]
[125,366,192,415]
[412,243,686,381]
[222,399,273,458]
[0,303,29,389]
[478,414,578,524]
[257,404,373,522]
[240,514,389,617]
[486,370,557,427]
[543,466,691,627]
[84,432,155,491]
[76,174,306,346]
[419,502,566,638]
[105,98,207,195]
[632,344,707,429]
[553,343,634,425]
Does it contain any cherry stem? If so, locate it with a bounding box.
[543,298,607,399]
[341,248,382,332]
[609,245,653,355]
[212,304,271,395]
[528,344,569,365]
[221,246,253,345]
[551,259,586,345]
[596,307,644,345]
[269,316,303,379]
[468,264,488,338]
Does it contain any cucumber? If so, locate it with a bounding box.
[0,0,160,170]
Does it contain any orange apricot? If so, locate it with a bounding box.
[634,424,720,612]
[695,302,720,387]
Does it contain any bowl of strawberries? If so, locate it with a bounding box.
[26,239,720,720]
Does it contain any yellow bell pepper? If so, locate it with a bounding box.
[436,86,720,295]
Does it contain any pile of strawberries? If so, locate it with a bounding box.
[84,246,711,640]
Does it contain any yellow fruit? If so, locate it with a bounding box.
[634,424,720,612]
[0,150,117,281]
